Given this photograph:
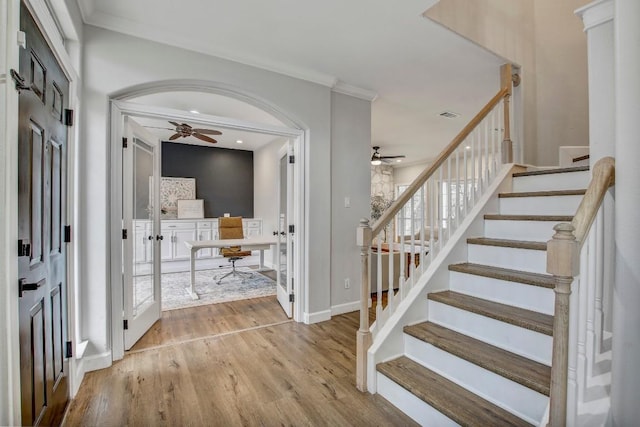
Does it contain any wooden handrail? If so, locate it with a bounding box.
[370,86,509,237]
[571,157,615,246]
[546,156,615,426]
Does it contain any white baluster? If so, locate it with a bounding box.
[376,238,383,327]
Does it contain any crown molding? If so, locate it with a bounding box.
[576,0,614,31]
[332,81,378,102]
[75,0,95,22]
[84,11,340,88]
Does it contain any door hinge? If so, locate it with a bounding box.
[289,155,295,164]
[18,239,31,257]
[123,319,129,330]
[19,278,45,298]
[122,229,128,239]
[64,109,74,126]
[289,293,294,303]
[122,137,128,148]
[65,341,73,358]
[64,225,72,243]
[288,225,295,234]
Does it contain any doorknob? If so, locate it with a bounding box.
[272,231,278,236]
[280,231,286,236]
[148,235,153,240]
[156,235,164,241]
[19,278,45,297]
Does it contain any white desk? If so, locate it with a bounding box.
[184,237,278,299]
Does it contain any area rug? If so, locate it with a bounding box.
[134,267,277,311]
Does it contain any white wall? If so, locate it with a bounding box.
[80,25,369,357]
[393,163,430,186]
[330,92,371,312]
[425,0,590,166]
[254,137,287,268]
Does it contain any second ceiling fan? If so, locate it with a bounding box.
[148,121,223,144]
[371,146,405,165]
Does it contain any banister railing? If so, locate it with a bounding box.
[546,157,615,426]
[356,64,516,392]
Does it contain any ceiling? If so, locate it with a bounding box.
[77,0,504,165]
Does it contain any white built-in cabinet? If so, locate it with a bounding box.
[132,218,263,273]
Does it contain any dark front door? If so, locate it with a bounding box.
[17,2,70,425]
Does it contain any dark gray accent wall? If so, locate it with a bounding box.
[162,142,254,218]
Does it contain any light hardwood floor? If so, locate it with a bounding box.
[63,296,416,426]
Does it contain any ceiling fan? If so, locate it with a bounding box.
[148,121,223,144]
[371,146,405,165]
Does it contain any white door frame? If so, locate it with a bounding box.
[1,0,81,423]
[109,100,307,360]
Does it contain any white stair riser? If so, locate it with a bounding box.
[484,220,559,241]
[499,195,583,216]
[405,335,547,424]
[512,171,590,192]
[449,271,554,315]
[376,373,459,427]
[467,244,548,275]
[428,300,552,365]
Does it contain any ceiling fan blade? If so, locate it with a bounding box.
[144,126,174,130]
[193,133,217,143]
[168,133,181,141]
[168,121,181,127]
[192,128,222,135]
[380,155,406,160]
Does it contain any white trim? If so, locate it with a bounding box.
[332,81,378,102]
[82,351,112,372]
[304,309,332,324]
[331,300,361,316]
[576,0,614,31]
[110,95,308,360]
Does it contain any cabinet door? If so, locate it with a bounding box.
[197,229,212,258]
[160,232,173,261]
[173,229,197,260]
[133,229,148,263]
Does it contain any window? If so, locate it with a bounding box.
[440,180,477,229]
[396,184,424,238]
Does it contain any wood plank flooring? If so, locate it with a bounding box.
[63,297,416,426]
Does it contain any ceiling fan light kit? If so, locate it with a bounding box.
[371,146,405,165]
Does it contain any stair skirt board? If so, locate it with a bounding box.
[428,301,552,365]
[377,373,460,427]
[467,244,548,275]
[484,219,565,241]
[448,272,554,315]
[403,335,547,424]
[499,194,584,216]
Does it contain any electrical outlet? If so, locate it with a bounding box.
[344,278,350,289]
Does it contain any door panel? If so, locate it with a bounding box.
[276,143,294,317]
[18,2,69,425]
[123,118,162,349]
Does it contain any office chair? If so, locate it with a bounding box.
[216,216,254,284]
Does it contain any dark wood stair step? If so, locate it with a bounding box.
[467,237,547,251]
[404,322,551,396]
[377,356,533,427]
[512,166,589,177]
[499,189,586,198]
[449,263,555,288]
[484,214,573,222]
[428,291,554,336]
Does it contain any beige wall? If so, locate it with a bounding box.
[425,0,589,166]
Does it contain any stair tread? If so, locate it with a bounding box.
[428,291,554,335]
[404,322,551,395]
[378,356,533,427]
[499,189,586,198]
[484,214,573,221]
[467,237,547,251]
[449,262,555,288]
[512,166,589,177]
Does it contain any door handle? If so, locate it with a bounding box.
[148,235,153,240]
[19,278,45,297]
[272,231,278,236]
[156,235,164,241]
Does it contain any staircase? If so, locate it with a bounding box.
[375,166,590,426]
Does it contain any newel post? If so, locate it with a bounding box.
[501,63,514,164]
[356,218,372,392]
[547,223,580,427]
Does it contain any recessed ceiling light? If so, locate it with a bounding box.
[465,145,471,150]
[189,110,199,114]
[396,159,402,163]
[236,140,243,144]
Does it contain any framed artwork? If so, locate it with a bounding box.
[177,199,204,219]
[155,177,196,218]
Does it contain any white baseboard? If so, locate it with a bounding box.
[83,351,112,372]
[69,357,85,398]
[331,300,361,316]
[304,309,331,324]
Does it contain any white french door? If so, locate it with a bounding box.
[276,142,294,317]
[122,117,162,349]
